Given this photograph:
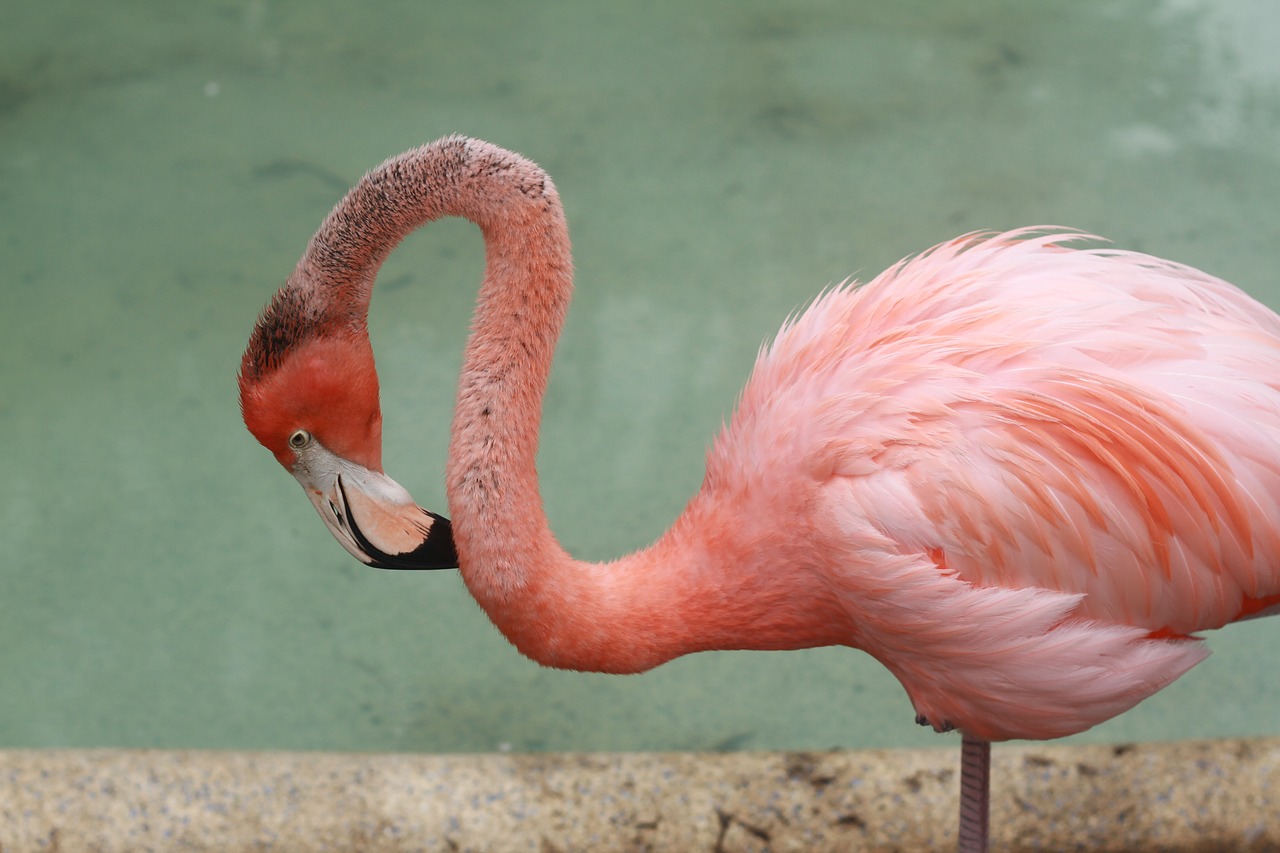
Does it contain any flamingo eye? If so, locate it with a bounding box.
[288,429,313,450]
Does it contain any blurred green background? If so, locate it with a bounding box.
[2,0,1278,753]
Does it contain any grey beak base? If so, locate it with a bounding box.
[291,442,459,571]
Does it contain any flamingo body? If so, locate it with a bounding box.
[240,137,1280,748]
[720,232,1280,739]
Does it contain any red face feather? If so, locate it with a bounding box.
[239,332,384,472]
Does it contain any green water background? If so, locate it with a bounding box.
[2,1,1278,753]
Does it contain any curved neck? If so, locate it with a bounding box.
[301,137,848,673]
[286,135,572,573]
[298,138,600,660]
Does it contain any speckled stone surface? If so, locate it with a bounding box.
[1,738,1277,851]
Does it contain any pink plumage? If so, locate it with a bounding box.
[240,138,1280,850]
[702,227,1280,741]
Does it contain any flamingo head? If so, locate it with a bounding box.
[238,322,457,571]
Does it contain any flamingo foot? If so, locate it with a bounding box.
[915,713,956,733]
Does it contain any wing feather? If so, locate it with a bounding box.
[715,229,1280,635]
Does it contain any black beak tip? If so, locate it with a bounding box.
[354,510,460,571]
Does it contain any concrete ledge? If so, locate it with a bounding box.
[2,738,1277,851]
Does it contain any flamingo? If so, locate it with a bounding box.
[239,136,1280,851]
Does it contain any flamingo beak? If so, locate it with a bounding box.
[290,442,458,570]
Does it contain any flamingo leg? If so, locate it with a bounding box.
[958,734,990,853]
